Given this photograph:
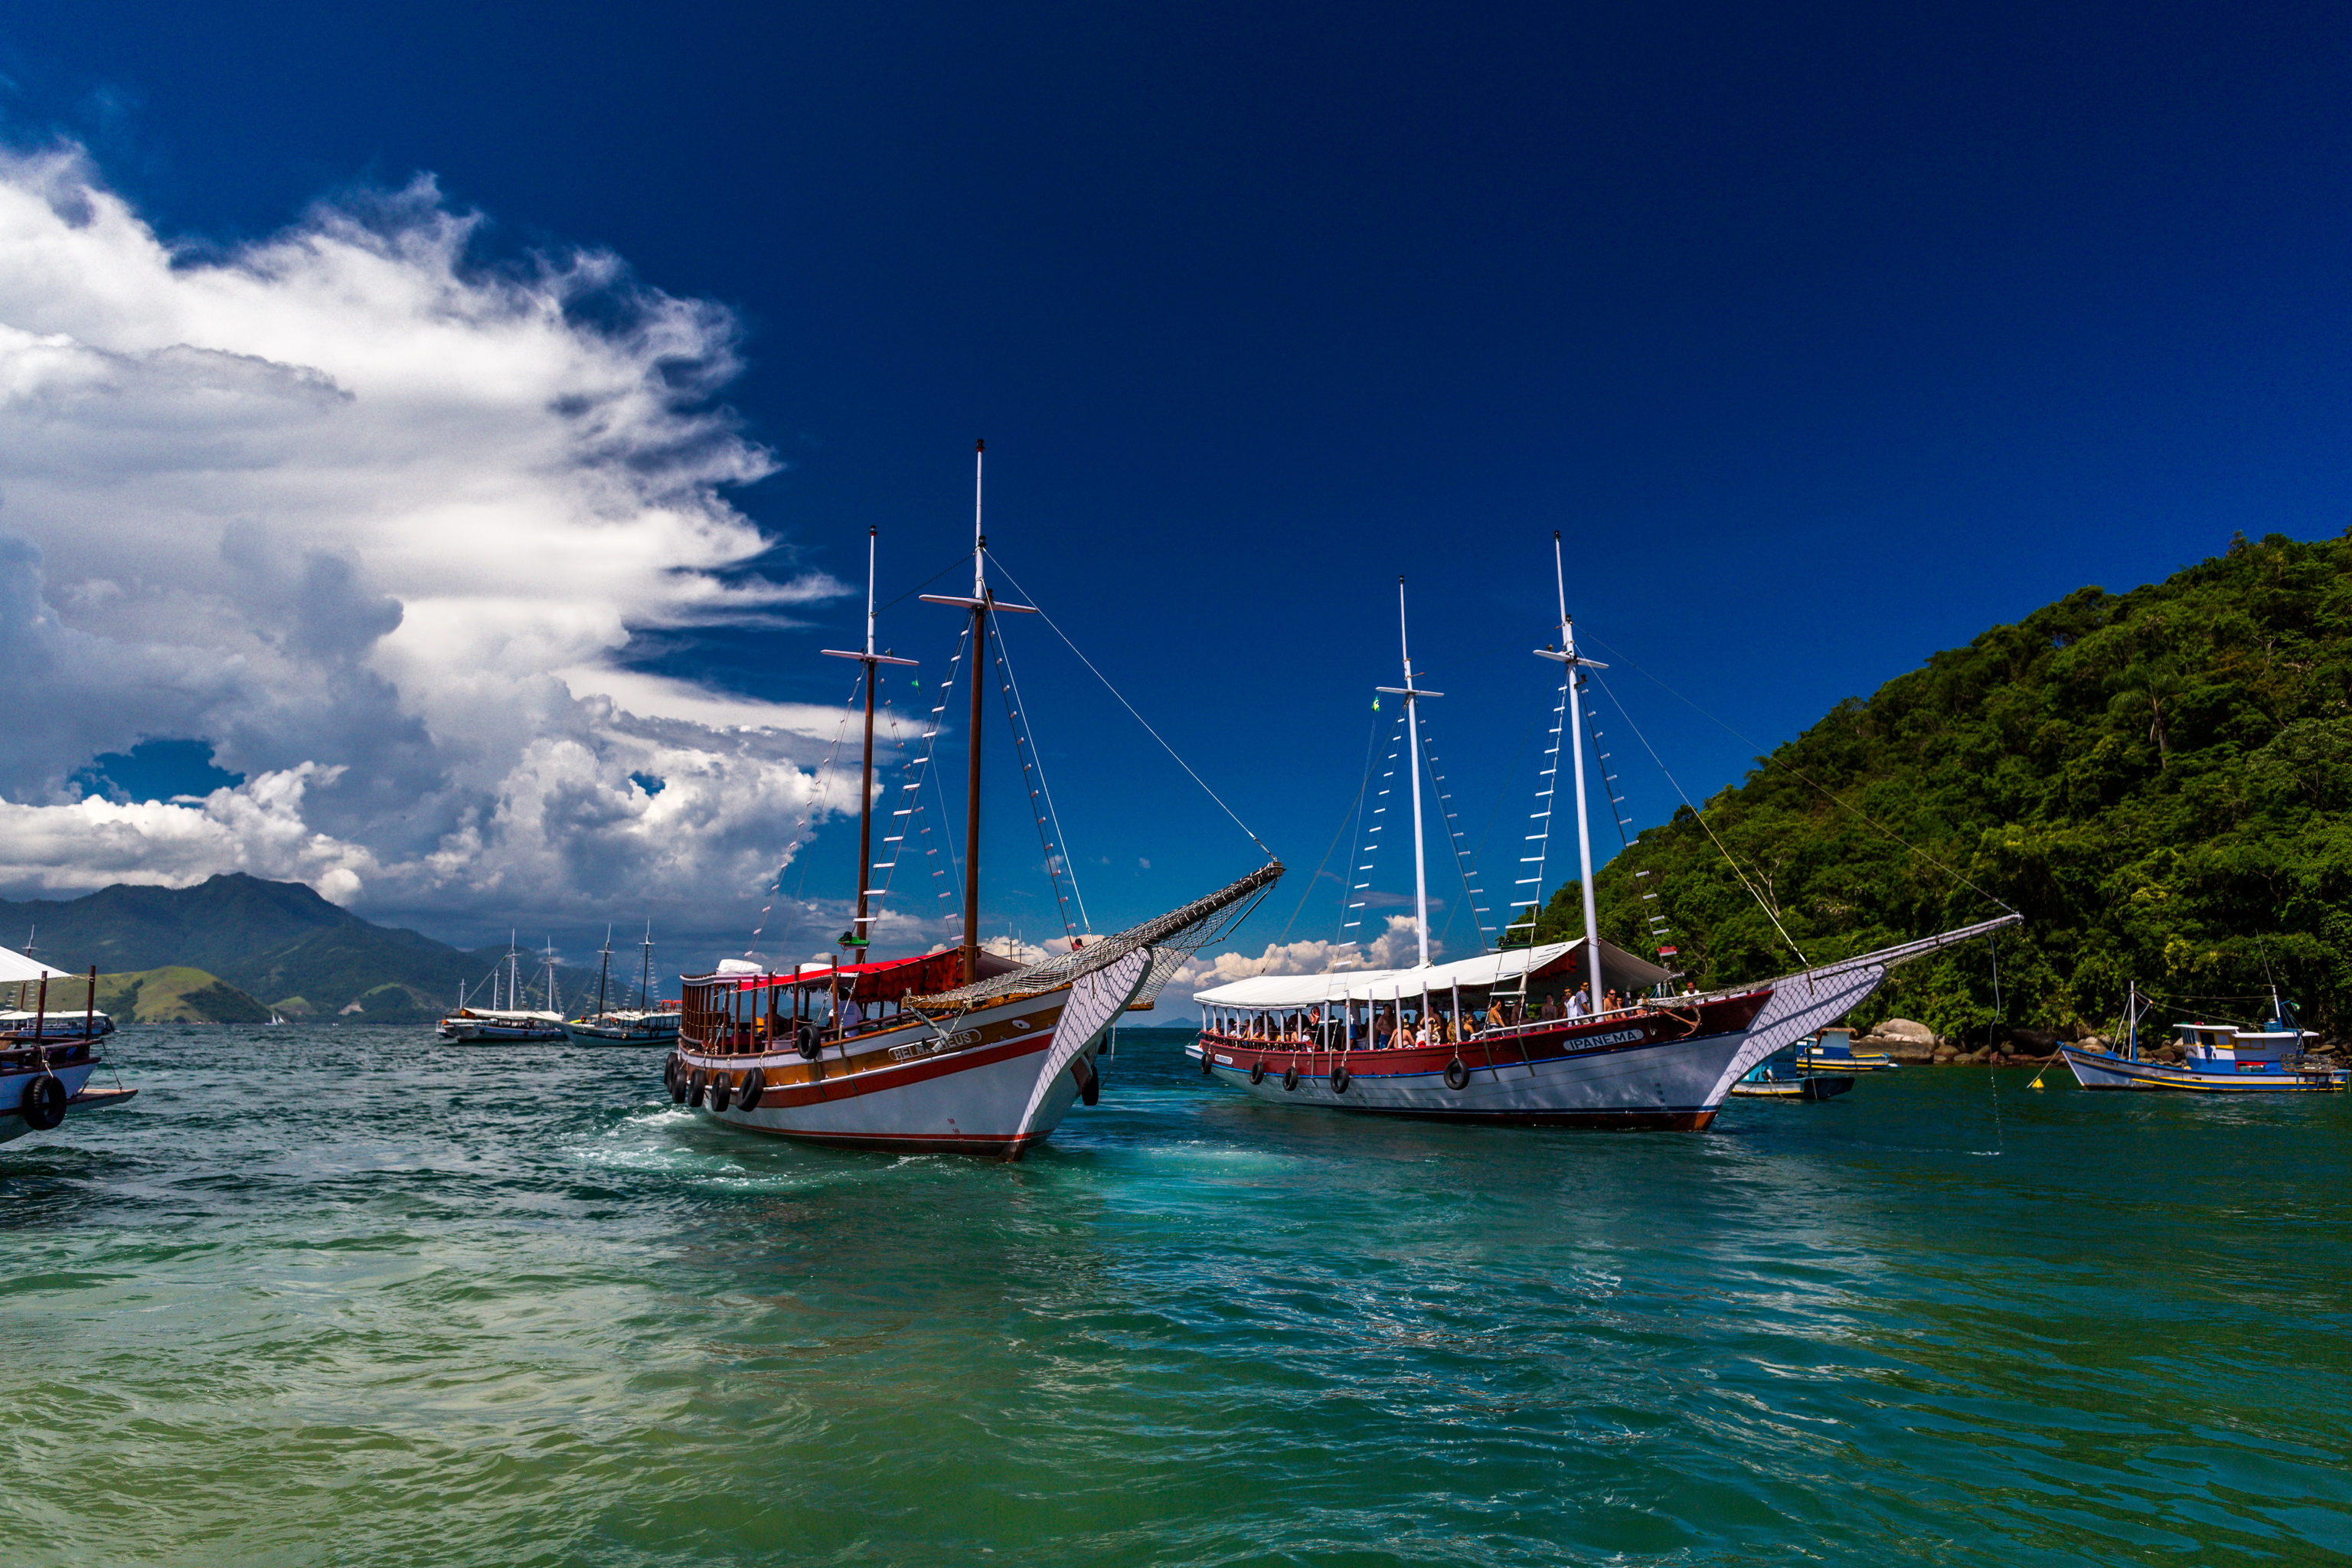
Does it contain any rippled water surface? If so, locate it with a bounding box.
[4,1026,2349,1565]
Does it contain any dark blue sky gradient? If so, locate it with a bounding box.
[5,2,2348,959]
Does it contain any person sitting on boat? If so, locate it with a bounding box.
[839,994,864,1034]
[1374,1011,1393,1050]
[1566,982,1591,1020]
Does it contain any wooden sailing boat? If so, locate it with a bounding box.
[1190,534,2015,1129]
[1,947,137,1144]
[562,925,680,1045]
[438,934,565,1043]
[668,443,1279,1157]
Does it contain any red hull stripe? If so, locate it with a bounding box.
[682,1029,1054,1110]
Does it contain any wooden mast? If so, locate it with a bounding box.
[824,527,916,953]
[921,439,1036,984]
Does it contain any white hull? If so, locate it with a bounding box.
[675,949,1151,1158]
[1192,959,1888,1129]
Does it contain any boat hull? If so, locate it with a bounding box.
[675,949,1151,1158]
[1191,959,1890,1129]
[561,1018,679,1046]
[1731,1073,1855,1100]
[0,1054,134,1145]
[2060,1045,2349,1092]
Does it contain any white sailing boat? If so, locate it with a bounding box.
[2,946,136,1145]
[437,935,566,1043]
[669,445,1279,1156]
[1190,536,2016,1129]
[563,926,680,1045]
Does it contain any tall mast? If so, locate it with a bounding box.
[921,439,1036,984]
[966,443,986,982]
[1376,578,1443,969]
[824,528,916,953]
[1534,531,1607,1009]
[593,926,612,1018]
[640,923,655,1010]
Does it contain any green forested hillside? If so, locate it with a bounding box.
[1525,531,2352,1040]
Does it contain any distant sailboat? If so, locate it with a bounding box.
[436,933,565,1044]
[562,925,680,1045]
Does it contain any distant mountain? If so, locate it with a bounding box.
[0,874,482,1024]
[90,967,272,1024]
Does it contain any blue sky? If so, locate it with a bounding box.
[1,2,2346,1000]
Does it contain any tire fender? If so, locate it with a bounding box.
[19,1074,67,1132]
[738,1067,765,1111]
[1445,1057,1471,1091]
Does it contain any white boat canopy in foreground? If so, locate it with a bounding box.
[0,945,74,983]
[1194,936,1671,1011]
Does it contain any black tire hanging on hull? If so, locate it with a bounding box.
[19,1075,67,1132]
[1445,1057,1471,1091]
[739,1067,765,1110]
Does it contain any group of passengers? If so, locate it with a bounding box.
[1212,976,1705,1053]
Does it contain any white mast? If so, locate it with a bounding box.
[1534,531,1607,1011]
[1377,577,1442,969]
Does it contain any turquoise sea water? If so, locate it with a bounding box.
[4,1026,2348,1566]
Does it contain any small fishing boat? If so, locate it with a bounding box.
[1730,1045,1855,1100]
[563,926,680,1045]
[2061,981,2347,1092]
[1,949,137,1145]
[1795,1027,1896,1072]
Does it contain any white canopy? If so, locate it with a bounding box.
[0,944,74,984]
[1194,936,1672,1010]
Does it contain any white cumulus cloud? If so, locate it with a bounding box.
[0,143,897,956]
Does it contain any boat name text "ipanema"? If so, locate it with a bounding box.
[1579,1027,1647,1049]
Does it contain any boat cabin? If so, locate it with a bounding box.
[2174,1020,2314,1074]
[679,949,1022,1056]
[1194,936,1677,1050]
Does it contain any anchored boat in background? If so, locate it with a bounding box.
[437,936,565,1043]
[2061,980,2347,1092]
[1191,534,2017,1130]
[1796,1027,1896,1073]
[1730,1042,1857,1100]
[563,926,680,1046]
[2,946,136,1145]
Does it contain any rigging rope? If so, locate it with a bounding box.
[1587,670,1812,971]
[1582,630,2018,918]
[1277,742,1370,949]
[990,606,1089,942]
[748,668,866,958]
[988,557,1275,861]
